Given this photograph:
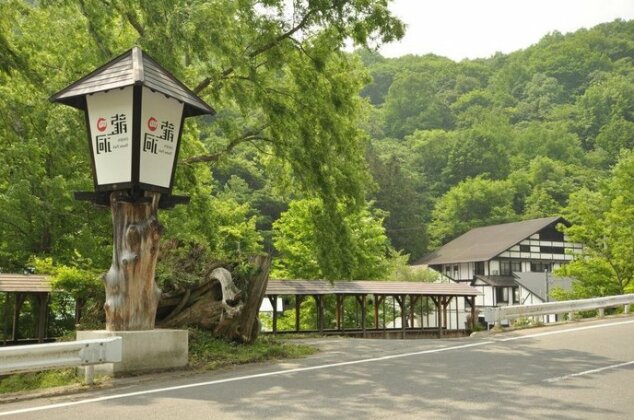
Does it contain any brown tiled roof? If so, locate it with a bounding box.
[50,47,215,117]
[266,280,479,296]
[0,274,51,293]
[416,217,567,266]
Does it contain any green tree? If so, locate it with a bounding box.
[272,199,395,280]
[366,146,428,261]
[561,151,634,295]
[575,73,634,150]
[428,176,517,247]
[444,117,513,185]
[0,0,405,275]
[405,129,456,197]
[511,121,584,164]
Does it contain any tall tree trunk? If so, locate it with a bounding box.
[103,192,163,330]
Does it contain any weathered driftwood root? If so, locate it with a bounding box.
[103,192,163,331]
[212,256,271,343]
[158,255,271,343]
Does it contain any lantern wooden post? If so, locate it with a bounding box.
[51,47,214,332]
[103,192,163,330]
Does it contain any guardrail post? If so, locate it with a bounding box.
[85,365,95,385]
[568,311,574,321]
[625,304,631,314]
[598,308,605,318]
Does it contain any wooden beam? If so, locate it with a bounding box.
[295,295,303,332]
[318,295,324,333]
[430,296,441,338]
[336,295,344,331]
[11,293,25,342]
[409,295,420,328]
[356,295,367,337]
[37,293,49,343]
[268,295,278,334]
[374,295,385,330]
[394,295,406,338]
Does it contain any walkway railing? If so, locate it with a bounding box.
[0,337,122,385]
[483,294,634,327]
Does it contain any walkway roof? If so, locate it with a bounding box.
[0,274,51,293]
[266,280,479,296]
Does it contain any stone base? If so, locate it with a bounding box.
[76,329,188,376]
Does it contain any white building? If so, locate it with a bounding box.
[415,216,580,326]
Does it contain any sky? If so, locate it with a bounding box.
[379,0,634,60]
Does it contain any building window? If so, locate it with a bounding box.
[475,261,485,275]
[520,244,531,252]
[531,262,551,272]
[512,261,522,273]
[540,246,565,254]
[513,287,520,303]
[453,264,459,279]
[499,261,522,275]
[500,260,511,275]
[496,287,509,303]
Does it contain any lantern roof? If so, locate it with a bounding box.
[50,47,214,117]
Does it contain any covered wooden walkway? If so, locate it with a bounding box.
[0,274,51,345]
[264,280,480,338]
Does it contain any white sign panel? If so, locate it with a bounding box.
[86,87,133,186]
[139,87,184,189]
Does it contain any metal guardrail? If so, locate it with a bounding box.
[483,294,634,327]
[0,337,122,385]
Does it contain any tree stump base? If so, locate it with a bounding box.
[104,192,163,331]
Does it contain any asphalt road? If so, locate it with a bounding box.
[2,317,634,419]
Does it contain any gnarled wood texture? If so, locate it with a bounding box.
[158,255,271,343]
[103,192,163,331]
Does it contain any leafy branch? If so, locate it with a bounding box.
[183,124,273,165]
[192,8,317,94]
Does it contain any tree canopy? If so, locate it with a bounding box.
[0,0,404,276]
[1,2,634,301]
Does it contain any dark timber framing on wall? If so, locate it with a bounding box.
[0,274,52,345]
[264,280,480,339]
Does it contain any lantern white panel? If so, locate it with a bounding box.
[139,87,184,189]
[86,87,133,186]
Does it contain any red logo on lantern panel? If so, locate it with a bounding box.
[148,117,158,132]
[96,117,107,132]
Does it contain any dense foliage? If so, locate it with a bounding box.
[361,20,634,286]
[0,0,403,273]
[1,0,633,339]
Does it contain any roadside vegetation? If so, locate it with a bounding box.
[0,329,316,395]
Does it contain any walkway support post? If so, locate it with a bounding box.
[37,293,48,343]
[356,295,367,338]
[313,295,324,333]
[11,293,25,342]
[295,295,303,332]
[268,295,278,334]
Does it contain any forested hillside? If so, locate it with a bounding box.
[361,19,634,265]
[0,2,632,302]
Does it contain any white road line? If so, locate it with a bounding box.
[544,360,634,383]
[498,319,634,342]
[0,341,491,417]
[1,318,633,417]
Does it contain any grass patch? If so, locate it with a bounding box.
[188,329,317,371]
[0,330,317,395]
[0,369,83,394]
